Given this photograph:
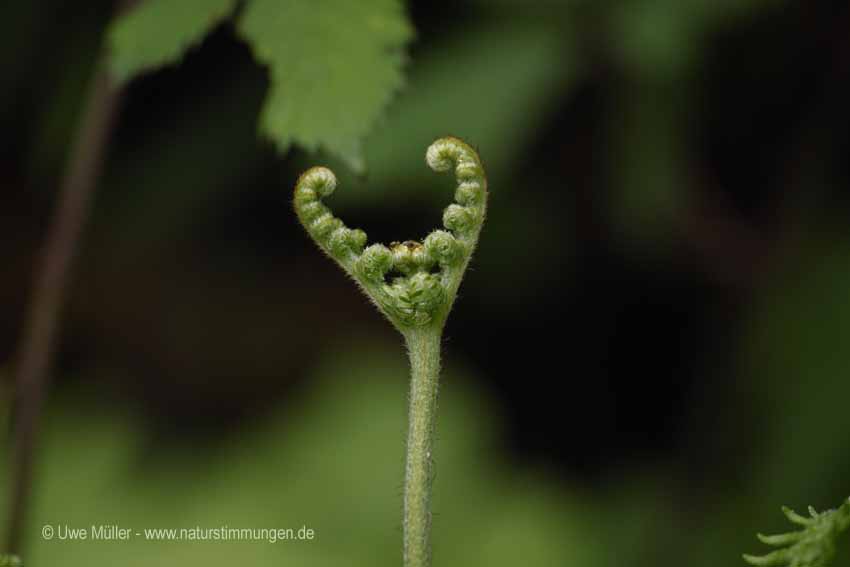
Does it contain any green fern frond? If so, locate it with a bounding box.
[744,498,850,567]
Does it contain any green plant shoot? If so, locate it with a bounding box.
[745,498,850,567]
[293,136,487,567]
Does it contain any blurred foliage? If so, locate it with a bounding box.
[742,233,850,508]
[108,0,235,82]
[108,0,413,171]
[0,345,607,566]
[609,0,778,80]
[3,305,850,567]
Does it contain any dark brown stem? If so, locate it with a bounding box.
[5,66,122,554]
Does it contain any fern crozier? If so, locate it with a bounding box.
[294,136,487,332]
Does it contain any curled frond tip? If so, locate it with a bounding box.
[293,137,488,331]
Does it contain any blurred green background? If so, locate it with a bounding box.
[3,0,850,565]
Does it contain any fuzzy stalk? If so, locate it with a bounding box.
[403,327,442,567]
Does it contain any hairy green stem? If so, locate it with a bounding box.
[403,328,442,567]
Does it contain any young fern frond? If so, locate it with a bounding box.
[294,136,487,333]
[744,498,850,567]
[294,136,487,567]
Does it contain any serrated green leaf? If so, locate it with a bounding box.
[300,20,577,206]
[107,0,236,82]
[237,0,413,171]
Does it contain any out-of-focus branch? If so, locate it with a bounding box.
[5,65,122,554]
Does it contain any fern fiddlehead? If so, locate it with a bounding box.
[744,498,850,567]
[294,137,487,567]
[294,136,486,331]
